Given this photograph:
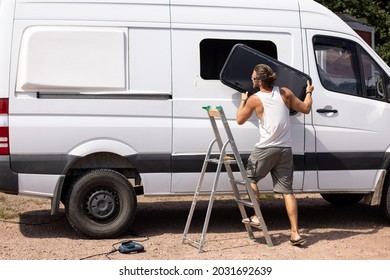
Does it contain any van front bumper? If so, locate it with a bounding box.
[0,156,18,194]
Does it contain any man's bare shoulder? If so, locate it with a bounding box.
[247,93,262,106]
[280,87,294,96]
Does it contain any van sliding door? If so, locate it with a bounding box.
[170,29,306,194]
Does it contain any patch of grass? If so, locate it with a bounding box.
[0,193,52,220]
[0,209,19,220]
[0,194,20,220]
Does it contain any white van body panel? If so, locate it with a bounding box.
[9,100,172,154]
[138,173,172,195]
[299,0,353,34]
[14,0,171,22]
[170,0,300,29]
[18,173,61,197]
[68,140,138,157]
[17,26,128,91]
[0,0,13,99]
[129,28,172,93]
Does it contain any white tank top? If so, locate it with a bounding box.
[255,86,292,148]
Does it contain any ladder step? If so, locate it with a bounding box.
[207,158,237,164]
[206,158,220,163]
[230,179,246,185]
[182,237,200,246]
[236,199,254,208]
[250,223,262,229]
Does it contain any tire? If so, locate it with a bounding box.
[380,176,390,221]
[65,169,137,239]
[320,193,365,206]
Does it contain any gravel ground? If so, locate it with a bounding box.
[0,193,389,260]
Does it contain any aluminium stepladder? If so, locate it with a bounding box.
[182,106,273,252]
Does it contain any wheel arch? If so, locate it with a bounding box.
[63,151,142,193]
[362,150,390,206]
[51,150,142,214]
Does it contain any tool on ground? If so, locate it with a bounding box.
[182,106,273,252]
[118,241,145,254]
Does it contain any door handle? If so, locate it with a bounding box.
[317,108,338,114]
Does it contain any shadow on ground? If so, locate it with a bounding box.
[17,196,389,246]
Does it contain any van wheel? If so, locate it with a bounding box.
[320,193,364,206]
[65,169,137,239]
[380,177,390,220]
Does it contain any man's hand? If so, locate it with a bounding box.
[241,92,249,101]
[237,92,261,125]
[306,80,314,94]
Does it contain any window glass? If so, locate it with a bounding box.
[200,39,277,80]
[314,40,359,95]
[361,50,386,100]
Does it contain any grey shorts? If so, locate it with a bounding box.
[246,147,293,194]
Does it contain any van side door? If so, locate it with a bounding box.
[307,31,390,191]
[170,5,307,193]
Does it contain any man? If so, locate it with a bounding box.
[236,64,314,246]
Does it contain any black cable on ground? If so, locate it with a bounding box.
[0,215,65,226]
[79,232,149,260]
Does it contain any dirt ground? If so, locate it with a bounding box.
[0,192,389,260]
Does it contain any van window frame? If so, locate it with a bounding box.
[313,35,362,96]
[356,45,389,102]
[199,38,277,80]
[313,35,389,102]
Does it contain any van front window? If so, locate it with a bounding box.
[314,38,359,95]
[313,35,388,101]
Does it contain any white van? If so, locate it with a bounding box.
[1,0,389,238]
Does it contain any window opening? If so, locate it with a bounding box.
[200,39,277,80]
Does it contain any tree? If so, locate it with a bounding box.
[315,0,390,65]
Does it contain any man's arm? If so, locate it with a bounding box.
[236,92,259,125]
[283,80,314,114]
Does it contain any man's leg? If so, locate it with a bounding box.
[242,182,261,224]
[282,193,303,242]
[249,183,260,223]
[251,182,260,202]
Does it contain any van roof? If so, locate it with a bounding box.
[12,0,354,36]
[170,0,353,35]
[298,0,353,34]
[171,0,299,10]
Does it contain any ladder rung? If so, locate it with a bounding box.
[230,179,246,185]
[250,223,262,229]
[206,158,237,164]
[236,199,254,208]
[182,237,201,247]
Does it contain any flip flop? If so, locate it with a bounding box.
[290,238,306,246]
[242,216,261,227]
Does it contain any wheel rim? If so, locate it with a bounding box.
[85,188,118,220]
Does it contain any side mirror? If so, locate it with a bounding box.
[387,84,390,102]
